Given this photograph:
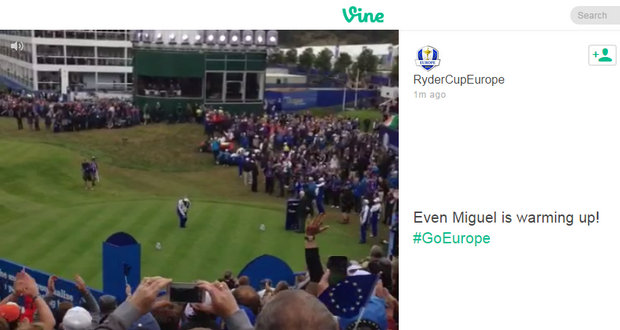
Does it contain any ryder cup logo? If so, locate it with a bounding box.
[416,46,440,71]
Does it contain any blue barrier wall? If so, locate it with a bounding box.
[271,89,318,111]
[0,259,104,309]
[265,89,379,112]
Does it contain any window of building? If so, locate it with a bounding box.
[36,45,64,64]
[66,46,95,65]
[205,72,224,101]
[37,71,61,92]
[245,72,261,100]
[96,47,126,66]
[226,72,243,101]
[136,75,202,97]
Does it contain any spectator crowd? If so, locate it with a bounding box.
[0,91,142,131]
[202,108,398,247]
[0,89,399,330]
[0,215,398,330]
[0,89,208,132]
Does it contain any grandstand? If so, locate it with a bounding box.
[132,30,274,114]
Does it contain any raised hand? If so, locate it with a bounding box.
[305,214,330,236]
[129,277,172,315]
[15,270,38,297]
[74,274,87,293]
[47,275,57,295]
[196,280,239,318]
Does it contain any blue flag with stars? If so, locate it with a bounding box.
[318,274,379,318]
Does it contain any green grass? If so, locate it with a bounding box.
[0,118,387,288]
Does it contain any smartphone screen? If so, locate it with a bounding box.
[326,256,348,286]
[168,283,204,303]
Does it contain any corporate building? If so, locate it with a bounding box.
[0,30,132,93]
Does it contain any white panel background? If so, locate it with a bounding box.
[401,31,620,329]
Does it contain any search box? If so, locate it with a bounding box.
[571,6,620,24]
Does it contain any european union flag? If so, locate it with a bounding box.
[318,274,379,318]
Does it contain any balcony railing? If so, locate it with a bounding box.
[34,56,131,66]
[33,30,130,41]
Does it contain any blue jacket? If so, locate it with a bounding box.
[240,135,249,149]
[211,140,220,152]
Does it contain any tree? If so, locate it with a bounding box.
[355,48,379,75]
[314,48,333,73]
[333,52,353,74]
[390,56,399,85]
[285,49,298,65]
[268,50,284,65]
[298,48,316,72]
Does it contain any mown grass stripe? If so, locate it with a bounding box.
[150,204,229,280]
[0,122,377,288]
[74,201,165,287]
[32,203,136,280]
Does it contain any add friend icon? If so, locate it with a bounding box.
[589,45,616,66]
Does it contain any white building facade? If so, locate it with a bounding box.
[0,30,132,93]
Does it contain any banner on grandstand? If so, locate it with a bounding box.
[0,259,104,308]
[265,88,379,111]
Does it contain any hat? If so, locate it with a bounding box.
[319,177,325,183]
[374,198,381,203]
[0,303,20,322]
[363,199,369,205]
[98,295,117,315]
[346,264,371,277]
[63,307,92,330]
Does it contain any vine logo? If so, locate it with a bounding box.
[342,6,384,23]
